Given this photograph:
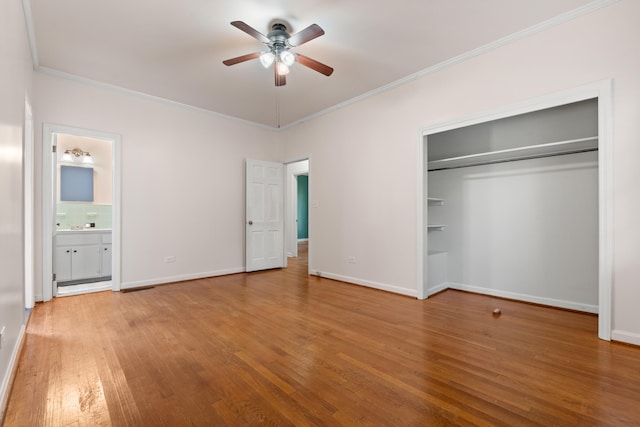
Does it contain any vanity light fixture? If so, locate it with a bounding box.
[61,147,93,164]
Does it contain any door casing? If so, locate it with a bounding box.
[41,123,122,301]
[417,80,613,341]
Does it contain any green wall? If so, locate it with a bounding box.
[297,175,308,239]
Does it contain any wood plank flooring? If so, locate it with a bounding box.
[4,245,640,426]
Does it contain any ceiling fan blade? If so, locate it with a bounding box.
[230,21,270,44]
[222,52,261,66]
[275,66,286,86]
[295,54,334,76]
[287,24,324,47]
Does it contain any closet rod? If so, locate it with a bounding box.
[428,136,598,171]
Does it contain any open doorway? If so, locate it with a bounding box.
[42,124,121,301]
[417,81,612,340]
[285,159,309,263]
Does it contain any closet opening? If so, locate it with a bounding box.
[418,82,612,340]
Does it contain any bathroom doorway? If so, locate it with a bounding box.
[42,124,121,301]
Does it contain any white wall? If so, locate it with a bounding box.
[0,0,33,417]
[34,73,282,291]
[281,0,640,343]
[428,152,598,312]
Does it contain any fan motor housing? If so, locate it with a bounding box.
[268,23,290,45]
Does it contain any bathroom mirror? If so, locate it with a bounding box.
[60,165,94,202]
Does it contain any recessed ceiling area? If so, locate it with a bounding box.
[27,0,599,128]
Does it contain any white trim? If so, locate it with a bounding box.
[24,97,35,308]
[420,81,612,136]
[297,238,308,243]
[284,158,311,267]
[41,126,54,301]
[416,128,425,300]
[56,281,112,297]
[426,282,449,297]
[21,1,618,130]
[447,283,599,314]
[418,79,613,340]
[0,324,26,421]
[121,267,245,289]
[611,330,640,347]
[42,124,122,300]
[311,271,417,298]
[21,0,38,68]
[597,80,614,341]
[279,0,620,130]
[36,67,277,132]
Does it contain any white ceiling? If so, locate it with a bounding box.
[28,0,600,128]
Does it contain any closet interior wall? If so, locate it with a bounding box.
[425,99,599,313]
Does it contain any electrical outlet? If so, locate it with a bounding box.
[164,256,176,263]
[348,256,357,263]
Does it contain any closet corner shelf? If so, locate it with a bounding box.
[427,197,444,205]
[427,224,445,231]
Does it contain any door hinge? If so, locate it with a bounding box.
[52,145,57,153]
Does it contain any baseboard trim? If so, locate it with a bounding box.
[611,330,640,347]
[426,282,449,297]
[120,267,245,289]
[446,282,599,313]
[0,323,26,422]
[310,271,417,297]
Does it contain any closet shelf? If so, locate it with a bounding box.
[428,250,447,256]
[428,136,598,171]
[427,224,445,231]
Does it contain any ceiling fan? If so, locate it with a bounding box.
[223,21,334,86]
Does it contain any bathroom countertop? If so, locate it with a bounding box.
[56,228,112,234]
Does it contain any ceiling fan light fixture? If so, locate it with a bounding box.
[276,61,290,76]
[279,50,295,66]
[224,21,334,86]
[259,51,275,68]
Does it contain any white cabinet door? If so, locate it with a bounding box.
[245,159,284,272]
[101,244,112,277]
[55,246,73,282]
[71,244,101,280]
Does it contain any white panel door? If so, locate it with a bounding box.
[246,159,284,272]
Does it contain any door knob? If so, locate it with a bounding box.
[248,220,253,225]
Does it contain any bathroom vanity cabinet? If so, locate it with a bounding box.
[55,230,112,284]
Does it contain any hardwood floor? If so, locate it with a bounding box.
[4,245,640,426]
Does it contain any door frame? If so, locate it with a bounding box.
[417,79,613,341]
[24,97,35,309]
[285,159,309,258]
[284,157,311,274]
[42,123,122,301]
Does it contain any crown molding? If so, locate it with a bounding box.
[24,0,619,132]
[279,0,620,130]
[22,0,39,68]
[35,67,279,131]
